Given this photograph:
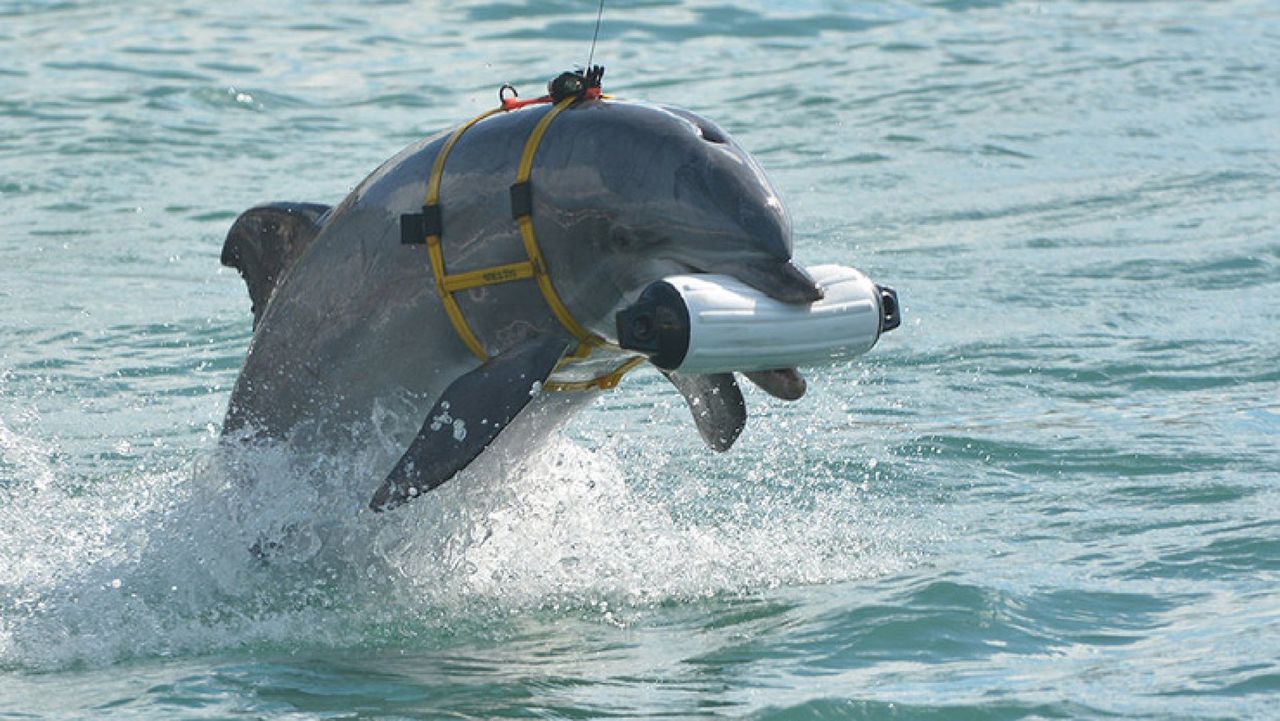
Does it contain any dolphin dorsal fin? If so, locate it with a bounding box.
[221,202,330,327]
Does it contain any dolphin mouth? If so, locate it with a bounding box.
[609,256,822,343]
[726,259,824,304]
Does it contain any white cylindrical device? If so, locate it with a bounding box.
[615,264,899,374]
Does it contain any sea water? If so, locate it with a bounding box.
[1,0,1278,718]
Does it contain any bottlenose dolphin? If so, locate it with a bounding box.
[221,99,823,511]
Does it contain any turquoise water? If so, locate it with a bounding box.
[2,0,1279,717]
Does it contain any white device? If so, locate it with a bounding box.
[615,264,899,374]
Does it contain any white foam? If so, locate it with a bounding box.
[1,408,913,671]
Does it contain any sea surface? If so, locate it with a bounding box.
[2,0,1278,718]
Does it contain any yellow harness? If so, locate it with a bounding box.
[402,96,645,392]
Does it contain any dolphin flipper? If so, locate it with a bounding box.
[663,371,747,452]
[744,368,807,401]
[370,335,572,511]
[221,202,331,327]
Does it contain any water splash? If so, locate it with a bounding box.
[0,407,907,671]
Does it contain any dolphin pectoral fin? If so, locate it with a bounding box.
[369,336,572,512]
[221,202,331,328]
[663,371,747,452]
[744,368,807,401]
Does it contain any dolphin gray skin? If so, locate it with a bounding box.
[221,99,821,511]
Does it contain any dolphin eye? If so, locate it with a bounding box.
[610,226,635,249]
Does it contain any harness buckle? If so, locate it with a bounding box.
[509,181,534,219]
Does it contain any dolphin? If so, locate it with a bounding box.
[221,99,824,512]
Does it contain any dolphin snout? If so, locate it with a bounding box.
[731,259,824,304]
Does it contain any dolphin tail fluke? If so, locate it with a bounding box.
[369,335,572,512]
[221,202,331,327]
[663,371,747,452]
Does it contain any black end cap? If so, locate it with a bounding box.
[878,285,901,333]
[615,281,691,371]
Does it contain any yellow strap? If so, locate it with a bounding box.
[513,97,606,354]
[428,109,502,206]
[427,235,487,360]
[418,96,641,390]
[441,261,535,292]
[544,357,647,392]
[422,108,505,361]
